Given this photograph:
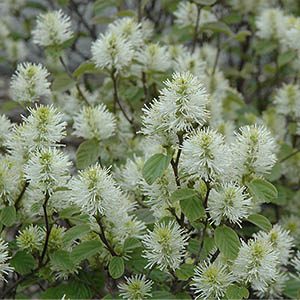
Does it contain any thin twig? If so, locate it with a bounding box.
[39,192,52,267]
[191,4,201,53]
[59,56,90,106]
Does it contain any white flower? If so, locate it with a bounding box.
[253,272,288,299]
[17,225,44,252]
[140,19,154,41]
[192,260,235,300]
[141,99,177,146]
[158,72,209,132]
[136,43,171,73]
[256,8,286,40]
[254,225,294,265]
[118,274,153,300]
[174,2,217,28]
[108,17,144,48]
[4,39,28,62]
[70,164,120,216]
[292,251,300,275]
[281,215,300,246]
[72,104,116,141]
[91,32,134,72]
[207,182,252,226]
[10,62,51,104]
[21,105,66,149]
[285,16,300,50]
[24,147,71,194]
[142,221,189,271]
[0,158,20,207]
[229,0,273,14]
[0,115,12,146]
[181,128,230,181]
[141,167,178,219]
[233,238,279,292]
[273,84,300,119]
[32,9,73,47]
[174,51,206,79]
[0,238,13,282]
[231,124,277,178]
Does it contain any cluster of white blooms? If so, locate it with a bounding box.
[141,167,178,219]
[24,147,71,194]
[72,104,116,141]
[32,10,73,47]
[141,72,210,143]
[273,84,300,119]
[231,125,277,179]
[0,159,20,207]
[142,221,189,271]
[91,32,134,72]
[192,260,235,300]
[174,2,217,28]
[233,238,279,291]
[136,43,171,73]
[2,1,300,298]
[181,128,230,181]
[207,182,252,226]
[254,225,294,265]
[118,274,153,300]
[0,115,12,147]
[108,17,144,48]
[256,9,286,40]
[70,164,145,243]
[10,62,51,104]
[16,225,44,252]
[229,0,273,14]
[0,238,13,282]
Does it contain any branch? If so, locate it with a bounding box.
[39,192,52,267]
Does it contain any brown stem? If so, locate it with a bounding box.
[191,4,201,53]
[39,192,52,267]
[97,217,117,257]
[14,181,29,210]
[111,69,134,126]
[59,56,90,106]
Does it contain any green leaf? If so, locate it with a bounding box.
[201,21,233,36]
[193,0,217,5]
[108,256,124,279]
[283,278,300,299]
[214,225,240,260]
[175,264,195,281]
[171,188,198,203]
[0,206,16,227]
[71,240,102,264]
[277,50,296,68]
[73,61,98,78]
[10,251,35,275]
[135,208,155,224]
[255,40,278,55]
[152,291,174,299]
[226,284,249,300]
[52,73,75,92]
[142,153,172,185]
[76,138,101,170]
[26,1,47,10]
[123,237,141,252]
[50,250,75,272]
[63,224,91,245]
[247,178,278,203]
[247,214,272,232]
[179,190,205,222]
